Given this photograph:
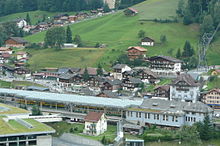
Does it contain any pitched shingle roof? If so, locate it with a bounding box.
[136,99,213,114]
[127,46,147,52]
[84,112,104,122]
[172,73,200,87]
[9,37,28,44]
[149,55,183,63]
[141,37,154,42]
[113,64,129,69]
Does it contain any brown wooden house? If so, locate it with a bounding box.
[127,46,147,60]
[153,85,170,100]
[5,37,28,48]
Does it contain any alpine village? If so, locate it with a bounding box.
[0,0,220,146]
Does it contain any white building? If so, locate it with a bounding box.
[112,64,132,80]
[170,73,200,103]
[0,103,55,146]
[141,37,155,46]
[126,99,213,128]
[84,112,107,136]
[15,19,28,28]
[149,56,183,76]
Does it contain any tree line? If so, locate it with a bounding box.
[0,0,145,17]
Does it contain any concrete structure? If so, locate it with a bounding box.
[84,112,107,136]
[170,73,200,103]
[202,88,220,109]
[0,103,55,146]
[0,88,143,117]
[126,99,213,127]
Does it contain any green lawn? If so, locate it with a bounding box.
[133,0,178,20]
[0,80,11,88]
[47,121,117,143]
[0,10,75,25]
[205,77,220,90]
[0,118,54,135]
[11,81,46,88]
[78,125,117,142]
[0,103,30,115]
[0,80,45,88]
[207,32,220,65]
[26,48,105,71]
[25,11,199,70]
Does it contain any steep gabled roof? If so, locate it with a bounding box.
[127,46,147,52]
[141,69,158,78]
[154,85,170,92]
[172,73,200,87]
[149,55,183,63]
[84,112,104,122]
[128,8,138,13]
[141,37,155,42]
[8,37,28,44]
[113,64,129,69]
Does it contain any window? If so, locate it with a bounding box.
[175,116,178,122]
[148,113,150,119]
[131,112,133,117]
[145,113,147,118]
[136,112,138,118]
[172,116,175,122]
[139,112,141,118]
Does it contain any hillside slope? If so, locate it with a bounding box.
[0,10,75,25]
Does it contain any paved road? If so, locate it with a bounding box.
[52,133,103,146]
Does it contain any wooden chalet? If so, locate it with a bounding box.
[141,37,155,46]
[127,46,147,60]
[122,77,142,91]
[5,37,28,48]
[153,85,170,100]
[101,79,122,91]
[136,69,159,84]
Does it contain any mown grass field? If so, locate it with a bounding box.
[133,0,178,20]
[25,11,199,70]
[207,32,220,65]
[0,80,45,88]
[0,10,75,25]
[26,48,105,70]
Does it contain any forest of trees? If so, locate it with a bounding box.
[177,0,220,35]
[0,0,103,16]
[0,0,144,16]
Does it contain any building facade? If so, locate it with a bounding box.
[148,56,182,76]
[126,99,213,128]
[84,112,107,136]
[202,88,220,109]
[170,74,200,103]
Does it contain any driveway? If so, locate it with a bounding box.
[52,133,103,146]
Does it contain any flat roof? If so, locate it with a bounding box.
[0,103,30,116]
[0,88,143,108]
[0,118,55,137]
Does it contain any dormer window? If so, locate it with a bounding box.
[170,104,175,108]
[153,103,158,106]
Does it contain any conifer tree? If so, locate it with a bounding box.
[66,26,73,43]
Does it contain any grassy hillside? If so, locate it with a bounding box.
[0,10,75,25]
[25,11,199,69]
[26,48,105,70]
[133,0,178,20]
[207,32,220,65]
